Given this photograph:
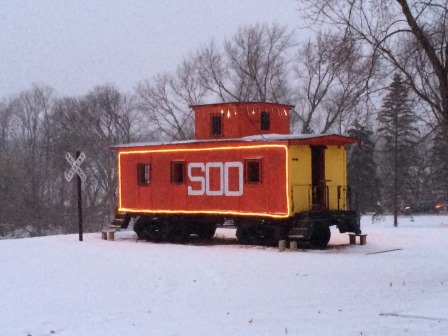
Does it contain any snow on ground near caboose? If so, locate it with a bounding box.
[1,216,448,336]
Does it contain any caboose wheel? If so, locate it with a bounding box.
[147,222,164,242]
[236,227,256,245]
[167,224,189,243]
[275,226,290,241]
[236,227,248,244]
[134,217,151,241]
[197,224,216,240]
[262,228,277,247]
[309,226,331,248]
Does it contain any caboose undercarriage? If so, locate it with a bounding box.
[233,209,360,248]
[121,209,360,248]
[130,215,217,243]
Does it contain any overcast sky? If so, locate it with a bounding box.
[1,0,300,99]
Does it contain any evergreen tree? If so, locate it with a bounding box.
[377,73,420,226]
[347,122,382,214]
[430,124,448,202]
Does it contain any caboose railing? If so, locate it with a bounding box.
[291,185,354,212]
[310,185,329,210]
[337,185,354,210]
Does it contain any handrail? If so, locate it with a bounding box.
[291,184,354,211]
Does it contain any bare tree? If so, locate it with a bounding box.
[0,101,14,234]
[5,85,55,236]
[292,31,376,134]
[0,101,11,150]
[136,57,206,141]
[197,23,294,103]
[136,23,294,141]
[298,0,448,126]
[430,123,448,200]
[51,85,140,232]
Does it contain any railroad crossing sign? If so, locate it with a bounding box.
[65,152,87,182]
[65,151,86,241]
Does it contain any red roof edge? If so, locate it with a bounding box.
[288,134,359,146]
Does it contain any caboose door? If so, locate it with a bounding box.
[311,146,328,210]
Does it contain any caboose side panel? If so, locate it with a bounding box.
[120,151,188,212]
[137,154,153,209]
[118,144,289,217]
[118,153,139,210]
[261,153,288,213]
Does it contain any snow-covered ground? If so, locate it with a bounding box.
[1,215,448,336]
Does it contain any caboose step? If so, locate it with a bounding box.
[110,212,131,230]
[288,234,304,239]
[110,218,124,230]
[288,227,308,240]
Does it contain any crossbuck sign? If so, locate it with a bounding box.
[65,152,87,182]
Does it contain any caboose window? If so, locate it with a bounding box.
[137,163,151,186]
[171,161,186,184]
[245,159,262,184]
[211,114,222,136]
[260,111,270,131]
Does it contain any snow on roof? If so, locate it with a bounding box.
[111,133,357,149]
[190,101,295,109]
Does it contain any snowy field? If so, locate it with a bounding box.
[1,215,448,336]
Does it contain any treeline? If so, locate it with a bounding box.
[1,2,448,237]
[297,0,448,222]
[0,86,145,236]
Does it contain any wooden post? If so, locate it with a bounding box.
[290,241,297,251]
[108,230,115,241]
[348,233,367,245]
[349,233,356,245]
[102,231,107,240]
[279,240,286,252]
[360,234,367,245]
[76,151,83,242]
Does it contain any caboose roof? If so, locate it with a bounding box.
[189,101,295,109]
[111,133,358,149]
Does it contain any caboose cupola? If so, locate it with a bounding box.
[192,102,294,140]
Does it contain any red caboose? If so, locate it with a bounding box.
[113,102,360,247]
